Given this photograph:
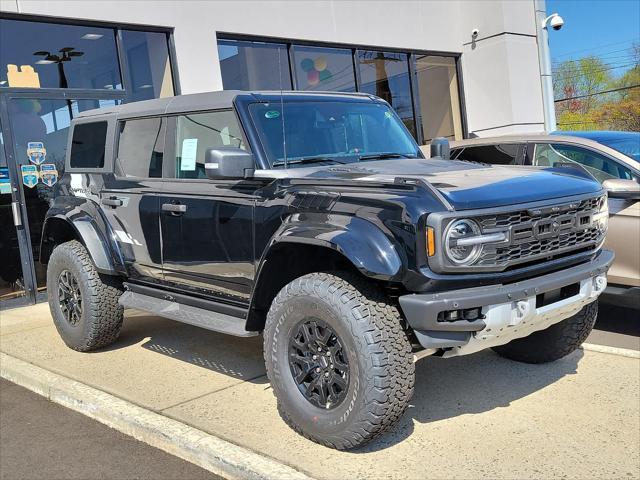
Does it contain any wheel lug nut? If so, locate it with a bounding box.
[317,347,322,352]
[315,367,321,373]
[330,364,334,368]
[324,372,329,377]
[312,355,317,360]
[326,351,331,356]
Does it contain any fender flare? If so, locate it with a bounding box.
[260,214,403,281]
[40,199,125,276]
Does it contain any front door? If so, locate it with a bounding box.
[159,109,257,305]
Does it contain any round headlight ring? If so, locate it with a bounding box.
[444,219,483,265]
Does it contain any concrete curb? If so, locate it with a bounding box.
[582,343,640,359]
[0,352,314,480]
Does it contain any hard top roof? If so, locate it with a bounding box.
[78,90,376,118]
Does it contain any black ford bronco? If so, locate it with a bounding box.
[41,91,613,450]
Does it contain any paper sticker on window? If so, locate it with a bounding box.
[180,138,198,171]
[0,167,10,194]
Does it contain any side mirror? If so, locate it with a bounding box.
[430,137,450,160]
[205,147,255,179]
[602,178,640,200]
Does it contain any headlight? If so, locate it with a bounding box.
[444,219,482,265]
[593,195,609,234]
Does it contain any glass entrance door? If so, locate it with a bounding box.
[0,94,121,307]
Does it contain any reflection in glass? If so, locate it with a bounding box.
[121,30,174,101]
[9,98,121,291]
[218,39,291,90]
[0,19,121,90]
[0,116,26,301]
[357,50,416,137]
[415,55,462,141]
[292,45,356,92]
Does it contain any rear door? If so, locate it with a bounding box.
[159,109,258,304]
[100,116,166,282]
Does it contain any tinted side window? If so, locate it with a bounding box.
[170,110,245,179]
[533,143,634,182]
[116,118,165,178]
[455,144,521,165]
[69,121,108,168]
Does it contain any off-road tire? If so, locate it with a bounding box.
[263,272,415,450]
[47,240,124,351]
[492,301,598,364]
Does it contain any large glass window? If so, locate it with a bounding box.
[415,55,463,141]
[454,144,521,165]
[121,30,174,101]
[116,118,166,178]
[292,45,355,92]
[249,101,420,167]
[0,19,121,90]
[218,39,291,90]
[356,50,416,138]
[171,110,246,179]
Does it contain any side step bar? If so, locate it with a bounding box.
[118,287,257,338]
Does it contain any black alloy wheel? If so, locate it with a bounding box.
[58,269,82,326]
[288,318,349,409]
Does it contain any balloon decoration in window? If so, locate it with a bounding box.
[300,56,332,87]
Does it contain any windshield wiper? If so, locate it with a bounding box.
[272,156,349,167]
[358,152,415,161]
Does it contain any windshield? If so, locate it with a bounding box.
[597,136,640,162]
[248,100,421,168]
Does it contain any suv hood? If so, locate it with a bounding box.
[262,158,603,210]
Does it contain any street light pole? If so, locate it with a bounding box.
[534,0,562,132]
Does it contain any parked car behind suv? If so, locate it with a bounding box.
[41,92,612,450]
[444,132,639,309]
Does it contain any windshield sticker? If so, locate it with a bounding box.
[21,164,38,188]
[384,111,393,119]
[40,163,58,187]
[0,167,10,194]
[180,138,198,171]
[265,110,280,119]
[26,141,46,165]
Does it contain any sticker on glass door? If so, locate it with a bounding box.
[40,163,58,187]
[26,142,46,165]
[21,164,38,188]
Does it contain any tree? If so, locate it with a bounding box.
[553,56,613,115]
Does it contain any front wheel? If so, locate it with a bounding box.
[47,240,124,352]
[263,272,415,450]
[492,301,598,364]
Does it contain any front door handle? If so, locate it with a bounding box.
[102,197,123,207]
[162,203,187,215]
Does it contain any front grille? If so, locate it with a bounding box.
[475,195,606,268]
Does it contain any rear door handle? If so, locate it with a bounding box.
[102,197,123,207]
[162,203,187,215]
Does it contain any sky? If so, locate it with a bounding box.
[546,0,640,77]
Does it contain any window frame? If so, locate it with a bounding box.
[216,32,468,144]
[162,107,253,182]
[65,117,116,174]
[113,115,168,180]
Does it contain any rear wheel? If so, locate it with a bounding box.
[263,272,414,450]
[47,240,124,351]
[492,302,598,364]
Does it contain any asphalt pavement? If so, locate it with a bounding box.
[0,378,216,480]
[588,302,639,350]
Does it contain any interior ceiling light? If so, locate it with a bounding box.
[81,33,103,40]
[35,60,55,64]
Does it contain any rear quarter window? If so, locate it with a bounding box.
[69,121,108,169]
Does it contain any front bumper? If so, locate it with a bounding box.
[399,249,614,356]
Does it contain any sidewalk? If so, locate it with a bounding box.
[1,303,639,480]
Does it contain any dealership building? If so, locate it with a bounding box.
[0,0,552,306]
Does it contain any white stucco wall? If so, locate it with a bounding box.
[0,0,546,136]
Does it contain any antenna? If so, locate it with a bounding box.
[277,47,287,169]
